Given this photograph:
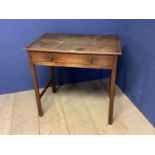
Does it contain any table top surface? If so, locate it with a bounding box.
[25,33,121,55]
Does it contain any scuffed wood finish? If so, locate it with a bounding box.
[25,33,122,125]
[29,52,114,69]
[25,33,121,55]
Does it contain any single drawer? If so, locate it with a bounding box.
[29,52,114,69]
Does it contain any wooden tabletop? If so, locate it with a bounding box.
[25,33,121,55]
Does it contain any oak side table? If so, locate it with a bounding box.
[24,33,121,124]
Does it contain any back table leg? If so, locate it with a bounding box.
[51,67,56,93]
[29,63,43,116]
[108,56,118,125]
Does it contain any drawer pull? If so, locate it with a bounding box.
[48,55,53,61]
[88,57,94,64]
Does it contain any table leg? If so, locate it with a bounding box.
[29,63,43,116]
[108,56,118,125]
[108,77,111,97]
[51,67,56,93]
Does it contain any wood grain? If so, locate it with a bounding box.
[25,33,121,124]
[76,80,109,134]
[58,84,99,134]
[10,90,39,135]
[29,52,114,69]
[25,33,121,55]
[0,93,15,134]
[39,88,68,135]
[0,79,154,135]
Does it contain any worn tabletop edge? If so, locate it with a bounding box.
[23,33,122,55]
[24,49,122,55]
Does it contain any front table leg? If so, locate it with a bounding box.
[108,56,118,124]
[29,63,43,116]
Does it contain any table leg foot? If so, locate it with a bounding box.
[39,111,43,117]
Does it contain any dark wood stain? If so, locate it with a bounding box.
[25,33,121,125]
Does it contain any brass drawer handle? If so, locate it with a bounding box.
[48,55,53,61]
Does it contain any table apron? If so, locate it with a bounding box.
[28,51,114,69]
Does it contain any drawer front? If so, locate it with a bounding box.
[29,52,114,69]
